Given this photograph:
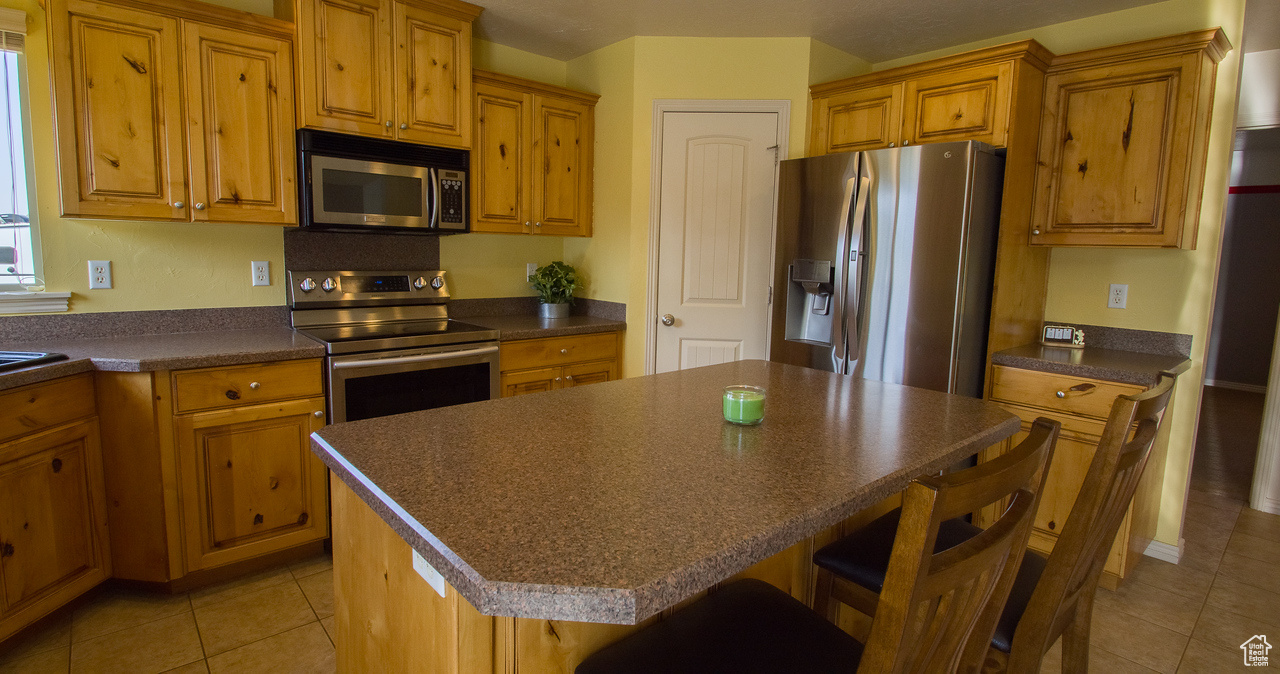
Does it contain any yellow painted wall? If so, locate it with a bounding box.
[872,0,1246,548]
[472,38,567,86]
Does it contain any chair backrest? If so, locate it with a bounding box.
[1011,372,1176,662]
[856,417,1060,673]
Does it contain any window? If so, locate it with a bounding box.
[0,12,36,291]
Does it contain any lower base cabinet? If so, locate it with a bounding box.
[97,359,328,585]
[976,365,1170,588]
[499,332,619,397]
[0,375,110,642]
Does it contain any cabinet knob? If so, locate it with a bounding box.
[0,542,12,558]
[51,458,62,473]
[534,221,542,228]
[1048,520,1056,530]
[1056,390,1065,398]
[313,410,325,418]
[888,142,895,148]
[1033,229,1041,235]
[560,348,568,354]
[400,123,408,130]
[173,201,185,209]
[565,375,573,381]
[225,389,240,400]
[385,121,392,128]
[249,381,261,390]
[902,140,910,146]
[555,377,562,382]
[194,202,206,211]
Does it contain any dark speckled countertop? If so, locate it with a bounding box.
[313,359,1018,625]
[462,314,626,340]
[991,344,1192,387]
[0,329,325,391]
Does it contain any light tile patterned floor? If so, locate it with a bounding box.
[0,553,336,674]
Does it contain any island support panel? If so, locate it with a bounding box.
[331,478,901,671]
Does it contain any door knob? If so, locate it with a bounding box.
[660,314,675,326]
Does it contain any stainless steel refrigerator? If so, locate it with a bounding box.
[768,141,1004,398]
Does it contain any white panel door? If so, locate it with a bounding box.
[655,112,779,373]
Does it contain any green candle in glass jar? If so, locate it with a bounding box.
[723,385,766,425]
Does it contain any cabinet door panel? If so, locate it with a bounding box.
[178,398,328,571]
[0,419,106,614]
[53,1,185,219]
[813,83,902,154]
[472,83,529,233]
[500,367,559,398]
[561,360,614,388]
[395,2,471,148]
[300,0,391,136]
[903,63,1010,147]
[184,24,296,224]
[532,96,592,236]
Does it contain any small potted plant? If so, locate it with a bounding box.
[529,261,581,319]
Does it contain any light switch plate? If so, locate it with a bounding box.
[252,261,270,286]
[88,260,111,289]
[526,262,538,279]
[411,549,447,598]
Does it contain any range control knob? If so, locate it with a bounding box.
[298,277,317,293]
[430,276,445,290]
[413,276,427,289]
[321,277,337,292]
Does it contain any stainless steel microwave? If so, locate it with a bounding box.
[297,129,469,233]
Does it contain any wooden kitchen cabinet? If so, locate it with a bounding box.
[48,0,297,224]
[292,0,479,148]
[95,359,327,585]
[976,365,1167,588]
[810,41,1049,154]
[0,375,110,643]
[499,332,618,397]
[1028,29,1229,248]
[472,70,598,237]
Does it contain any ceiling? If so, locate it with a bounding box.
[470,0,1167,62]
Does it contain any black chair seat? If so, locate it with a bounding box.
[576,579,865,674]
[812,507,1049,653]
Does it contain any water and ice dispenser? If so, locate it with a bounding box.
[784,259,836,346]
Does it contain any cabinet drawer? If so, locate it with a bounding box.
[500,333,617,372]
[172,360,324,413]
[0,374,96,444]
[989,366,1143,420]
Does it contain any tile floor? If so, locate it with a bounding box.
[0,553,336,673]
[1,385,1276,672]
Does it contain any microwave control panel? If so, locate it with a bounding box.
[438,170,466,229]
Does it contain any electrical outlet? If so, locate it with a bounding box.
[88,260,111,289]
[526,262,538,279]
[252,261,270,286]
[1109,283,1128,309]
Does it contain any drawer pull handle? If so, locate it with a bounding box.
[249,381,261,390]
[1055,383,1096,399]
[225,390,240,400]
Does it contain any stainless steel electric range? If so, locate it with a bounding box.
[288,270,500,423]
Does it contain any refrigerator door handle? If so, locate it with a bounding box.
[844,175,872,370]
[830,170,858,375]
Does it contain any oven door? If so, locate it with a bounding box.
[328,341,499,423]
[309,155,437,230]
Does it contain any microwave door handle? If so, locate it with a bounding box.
[429,167,441,229]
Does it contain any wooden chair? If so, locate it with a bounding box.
[812,373,1175,673]
[575,418,1060,674]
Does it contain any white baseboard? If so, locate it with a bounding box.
[1252,496,1280,516]
[1203,379,1269,394]
[1144,538,1183,564]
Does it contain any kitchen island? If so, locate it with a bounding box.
[312,360,1019,671]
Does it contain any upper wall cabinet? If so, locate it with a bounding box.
[48,0,297,224]
[1028,29,1230,248]
[291,0,480,148]
[809,41,1052,155]
[471,70,597,237]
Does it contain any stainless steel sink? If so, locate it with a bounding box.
[0,351,69,372]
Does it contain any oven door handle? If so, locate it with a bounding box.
[331,345,499,370]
